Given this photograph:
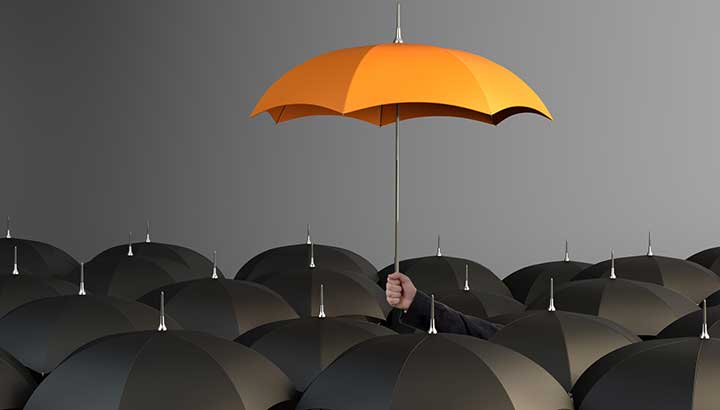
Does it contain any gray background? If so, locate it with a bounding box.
[1,0,718,277]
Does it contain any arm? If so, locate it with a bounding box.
[386,272,501,340]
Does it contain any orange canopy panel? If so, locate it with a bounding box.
[252,43,552,126]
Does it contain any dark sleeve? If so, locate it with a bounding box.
[399,291,501,339]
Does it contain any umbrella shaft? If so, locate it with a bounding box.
[394,105,400,273]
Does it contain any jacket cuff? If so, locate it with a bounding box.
[400,291,431,330]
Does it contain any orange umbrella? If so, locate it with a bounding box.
[252,3,552,273]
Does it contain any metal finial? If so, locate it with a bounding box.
[564,240,570,262]
[463,264,470,291]
[647,231,653,257]
[78,262,86,295]
[5,217,10,239]
[435,235,442,257]
[609,249,617,279]
[127,232,134,257]
[145,220,151,243]
[306,224,312,245]
[309,242,316,268]
[428,294,438,334]
[393,1,403,44]
[211,250,219,279]
[11,246,19,275]
[318,284,326,318]
[701,299,710,339]
[548,277,557,311]
[158,291,167,332]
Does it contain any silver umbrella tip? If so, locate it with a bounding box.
[158,291,167,332]
[564,240,570,262]
[609,249,617,280]
[318,283,326,318]
[309,242,316,268]
[145,220,151,243]
[78,262,86,295]
[127,232,134,257]
[393,1,403,44]
[11,245,19,275]
[548,277,556,312]
[211,250,219,279]
[435,235,442,257]
[701,299,710,340]
[428,294,438,334]
[647,231,653,257]
[463,264,470,291]
[306,224,312,245]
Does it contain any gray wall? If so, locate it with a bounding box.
[1,0,719,277]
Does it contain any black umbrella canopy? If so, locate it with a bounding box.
[254,267,390,321]
[378,247,509,297]
[490,309,640,391]
[237,317,396,391]
[24,330,295,410]
[61,253,206,300]
[138,278,299,340]
[572,337,720,410]
[0,274,77,318]
[573,246,720,303]
[503,243,591,304]
[237,240,377,281]
[688,246,720,276]
[0,237,78,278]
[0,294,180,375]
[658,301,720,338]
[705,288,720,307]
[527,278,699,337]
[0,348,37,410]
[435,289,523,318]
[297,333,572,410]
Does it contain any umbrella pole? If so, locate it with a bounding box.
[394,104,400,273]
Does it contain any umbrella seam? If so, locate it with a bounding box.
[442,49,493,117]
[387,336,429,410]
[340,46,378,114]
[690,340,704,409]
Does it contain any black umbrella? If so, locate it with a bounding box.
[237,226,377,281]
[503,241,591,304]
[237,317,395,391]
[378,236,510,296]
[490,279,640,391]
[0,348,37,410]
[573,239,720,303]
[0,292,180,375]
[138,277,299,340]
[688,246,720,276]
[0,222,79,278]
[435,264,523,317]
[254,263,390,321]
[24,330,295,410]
[572,336,720,410]
[658,299,720,338]
[527,276,698,337]
[705,288,720,307]
[297,332,572,410]
[0,272,77,318]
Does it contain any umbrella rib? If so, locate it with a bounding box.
[690,339,705,409]
[441,48,493,118]
[339,46,377,114]
[386,337,429,409]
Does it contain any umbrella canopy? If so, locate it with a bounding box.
[138,278,299,340]
[379,255,509,296]
[573,245,720,303]
[252,3,551,276]
[0,348,37,410]
[297,333,571,410]
[61,253,206,300]
[254,267,390,321]
[503,243,591,304]
[24,330,295,410]
[435,267,523,317]
[526,278,698,337]
[572,337,720,410]
[0,294,180,375]
[658,301,720,338]
[0,274,77,318]
[490,310,640,391]
[237,236,377,281]
[1,237,78,278]
[237,317,395,391]
[688,246,720,276]
[705,288,720,307]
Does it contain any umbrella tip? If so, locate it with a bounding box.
[463,264,470,291]
[11,245,19,275]
[318,283,326,318]
[564,240,570,262]
[78,262,86,295]
[145,220,151,243]
[309,242,316,268]
[127,232,134,257]
[5,216,10,239]
[647,231,653,257]
[548,277,556,312]
[428,294,438,334]
[158,291,167,332]
[393,1,403,44]
[211,250,219,279]
[701,299,710,340]
[306,224,312,245]
[609,249,617,280]
[435,235,442,257]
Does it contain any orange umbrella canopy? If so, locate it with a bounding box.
[251,43,552,126]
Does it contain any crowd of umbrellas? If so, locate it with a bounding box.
[2,218,720,410]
